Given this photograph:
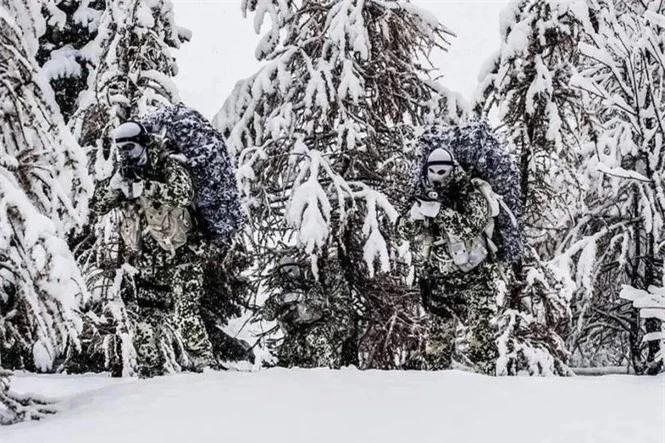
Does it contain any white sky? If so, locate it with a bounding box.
[172,0,510,118]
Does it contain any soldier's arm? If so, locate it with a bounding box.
[434,188,490,243]
[90,178,123,215]
[141,158,194,208]
[396,203,432,265]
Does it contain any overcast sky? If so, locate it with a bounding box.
[172,0,510,118]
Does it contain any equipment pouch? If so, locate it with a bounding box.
[446,233,489,273]
[448,236,469,268]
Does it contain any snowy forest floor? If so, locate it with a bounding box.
[3,370,664,443]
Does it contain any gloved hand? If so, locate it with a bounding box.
[410,199,441,220]
[109,170,144,199]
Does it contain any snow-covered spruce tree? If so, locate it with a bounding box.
[477,0,595,248]
[1,0,91,421]
[560,0,665,374]
[36,0,106,121]
[66,0,188,376]
[72,0,187,178]
[216,0,455,368]
[0,0,91,373]
[476,0,598,375]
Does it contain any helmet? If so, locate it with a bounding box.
[113,121,150,166]
[278,256,301,280]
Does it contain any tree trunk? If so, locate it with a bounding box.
[629,311,646,375]
[644,318,663,375]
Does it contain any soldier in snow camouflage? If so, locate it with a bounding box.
[417,121,524,265]
[402,145,500,374]
[262,256,356,368]
[92,114,234,377]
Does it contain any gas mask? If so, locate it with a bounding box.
[117,141,148,167]
[426,148,455,188]
[278,257,301,281]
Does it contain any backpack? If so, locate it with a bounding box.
[414,120,524,264]
[141,104,244,246]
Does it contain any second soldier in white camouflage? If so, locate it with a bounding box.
[402,147,500,374]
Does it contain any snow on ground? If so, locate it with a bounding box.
[3,370,664,443]
[8,372,133,398]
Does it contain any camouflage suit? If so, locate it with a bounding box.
[93,137,213,377]
[262,257,356,368]
[403,169,499,374]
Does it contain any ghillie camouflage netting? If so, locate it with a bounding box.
[143,104,244,245]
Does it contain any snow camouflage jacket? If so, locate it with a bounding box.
[415,120,524,264]
[92,144,198,265]
[142,104,244,246]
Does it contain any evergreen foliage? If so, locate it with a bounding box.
[216,0,460,368]
[561,0,665,374]
[37,0,105,121]
[475,0,597,375]
[0,0,91,373]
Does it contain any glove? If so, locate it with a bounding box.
[110,171,144,199]
[410,199,441,220]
